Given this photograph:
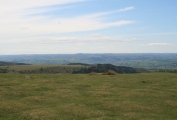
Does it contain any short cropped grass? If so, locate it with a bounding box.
[0,73,177,120]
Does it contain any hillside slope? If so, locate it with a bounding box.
[0,61,29,66]
[0,64,146,74]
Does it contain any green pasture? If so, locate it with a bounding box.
[0,73,177,120]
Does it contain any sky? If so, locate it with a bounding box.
[0,0,177,54]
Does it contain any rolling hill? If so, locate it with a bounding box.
[1,53,177,69]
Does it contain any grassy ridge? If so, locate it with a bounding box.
[0,73,177,120]
[0,65,85,74]
[0,64,140,74]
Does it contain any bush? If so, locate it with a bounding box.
[89,72,98,75]
[103,70,117,75]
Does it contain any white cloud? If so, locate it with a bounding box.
[82,6,134,18]
[0,0,85,9]
[0,1,134,39]
[0,34,140,45]
[144,43,177,46]
[91,34,102,37]
[0,1,135,54]
[133,32,177,37]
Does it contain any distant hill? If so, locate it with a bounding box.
[1,53,177,69]
[68,63,90,66]
[0,61,29,66]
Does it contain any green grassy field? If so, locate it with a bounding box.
[0,73,177,120]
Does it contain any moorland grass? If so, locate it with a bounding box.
[0,73,177,120]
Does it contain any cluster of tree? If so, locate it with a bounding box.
[72,64,138,74]
[155,69,177,73]
[16,64,140,74]
[19,66,81,74]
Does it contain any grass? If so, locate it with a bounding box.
[0,73,177,120]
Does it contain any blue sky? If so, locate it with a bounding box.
[0,0,177,54]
